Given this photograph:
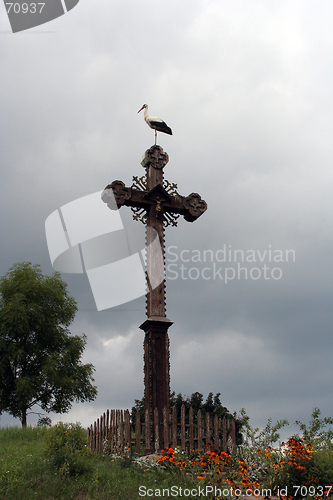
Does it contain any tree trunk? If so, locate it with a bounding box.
[21,410,27,427]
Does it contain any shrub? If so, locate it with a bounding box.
[44,421,92,476]
[295,407,333,451]
[310,448,333,484]
[274,437,314,497]
[37,416,52,427]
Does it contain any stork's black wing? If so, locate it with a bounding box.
[150,120,173,135]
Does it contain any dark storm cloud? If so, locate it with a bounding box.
[1,0,333,433]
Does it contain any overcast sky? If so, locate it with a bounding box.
[1,0,333,440]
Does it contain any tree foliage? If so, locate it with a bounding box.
[295,407,333,451]
[0,262,97,426]
[132,391,243,444]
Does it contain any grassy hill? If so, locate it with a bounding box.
[0,425,193,500]
[1,421,333,500]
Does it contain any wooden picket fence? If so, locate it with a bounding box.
[87,405,236,456]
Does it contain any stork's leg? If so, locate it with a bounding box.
[155,130,157,145]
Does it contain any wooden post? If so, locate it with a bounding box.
[189,407,194,451]
[230,418,236,453]
[106,409,110,453]
[97,418,101,455]
[110,409,115,453]
[102,146,207,452]
[135,411,141,454]
[181,404,186,451]
[141,317,172,445]
[163,406,169,450]
[214,414,219,450]
[119,410,124,452]
[93,421,96,451]
[124,410,131,454]
[206,412,211,446]
[223,417,227,452]
[154,407,159,453]
[198,410,203,452]
[172,405,177,449]
[145,408,151,454]
[87,425,91,450]
[101,413,105,453]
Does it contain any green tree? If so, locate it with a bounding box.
[189,391,204,413]
[0,262,97,426]
[203,392,214,414]
[295,407,333,451]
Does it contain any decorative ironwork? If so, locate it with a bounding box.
[132,175,147,191]
[163,211,180,227]
[131,206,146,224]
[164,179,179,197]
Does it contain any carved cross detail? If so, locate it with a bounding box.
[101,145,207,443]
[102,146,207,238]
[102,145,207,318]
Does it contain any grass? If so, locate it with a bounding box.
[1,423,333,500]
[0,426,196,500]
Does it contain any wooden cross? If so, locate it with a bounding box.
[101,145,207,448]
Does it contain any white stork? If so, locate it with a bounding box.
[137,104,172,144]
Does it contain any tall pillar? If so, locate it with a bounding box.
[140,317,173,433]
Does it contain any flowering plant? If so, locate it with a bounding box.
[156,439,332,499]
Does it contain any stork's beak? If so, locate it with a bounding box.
[137,105,145,113]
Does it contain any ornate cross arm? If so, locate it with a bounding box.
[101,181,207,223]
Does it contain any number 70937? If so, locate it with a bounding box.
[293,486,333,497]
[5,3,45,14]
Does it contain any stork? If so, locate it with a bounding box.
[137,104,172,145]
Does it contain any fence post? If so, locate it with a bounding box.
[222,417,227,452]
[115,410,119,453]
[214,414,219,450]
[172,406,177,449]
[87,426,91,450]
[145,408,151,454]
[198,410,203,452]
[110,409,115,454]
[97,418,101,455]
[154,407,159,453]
[163,406,169,451]
[230,418,236,453]
[189,407,194,451]
[206,412,211,446]
[102,413,105,453]
[106,409,110,454]
[181,404,186,451]
[135,411,141,454]
[124,409,131,455]
[118,410,124,453]
[93,421,96,451]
